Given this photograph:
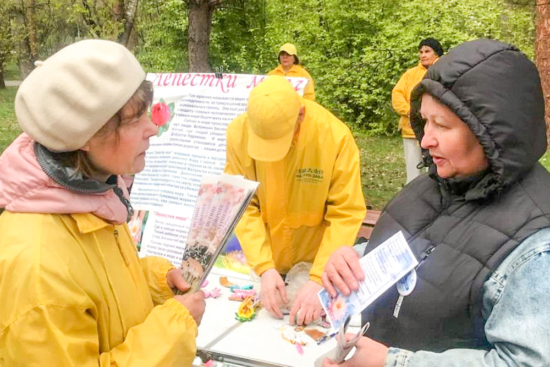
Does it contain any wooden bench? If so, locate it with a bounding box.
[357,210,382,240]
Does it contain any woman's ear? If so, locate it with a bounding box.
[80,141,91,152]
[297,105,306,123]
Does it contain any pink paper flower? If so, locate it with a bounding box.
[151,102,171,126]
[204,288,222,299]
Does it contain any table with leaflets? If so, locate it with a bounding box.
[192,268,359,367]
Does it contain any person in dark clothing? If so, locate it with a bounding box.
[322,39,550,367]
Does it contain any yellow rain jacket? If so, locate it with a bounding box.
[268,64,316,101]
[392,62,428,139]
[225,100,366,283]
[0,212,198,367]
[0,135,197,366]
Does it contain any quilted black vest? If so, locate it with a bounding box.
[362,164,550,352]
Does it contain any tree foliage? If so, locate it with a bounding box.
[1,0,136,76]
[135,0,534,133]
[136,0,189,72]
[0,0,535,133]
[0,0,17,87]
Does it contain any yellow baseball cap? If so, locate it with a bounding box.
[247,75,302,162]
[279,43,298,57]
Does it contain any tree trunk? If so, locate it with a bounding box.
[126,25,139,51]
[24,0,39,64]
[13,9,33,78]
[0,57,6,89]
[113,0,123,23]
[536,0,550,146]
[118,0,140,47]
[188,0,213,72]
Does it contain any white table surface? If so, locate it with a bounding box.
[195,272,245,348]
[194,268,359,367]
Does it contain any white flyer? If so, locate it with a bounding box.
[318,231,418,329]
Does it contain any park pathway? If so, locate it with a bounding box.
[5,81,22,87]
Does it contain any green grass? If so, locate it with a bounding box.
[3,62,22,81]
[540,150,550,171]
[0,88,21,153]
[0,86,549,210]
[353,132,406,210]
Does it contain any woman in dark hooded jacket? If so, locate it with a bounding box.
[322,39,550,366]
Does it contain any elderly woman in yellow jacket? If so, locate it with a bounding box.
[392,38,443,184]
[0,40,205,366]
[268,43,316,101]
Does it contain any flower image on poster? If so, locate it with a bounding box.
[151,98,175,137]
[128,210,149,251]
[212,235,251,275]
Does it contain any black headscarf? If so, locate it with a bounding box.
[419,38,444,57]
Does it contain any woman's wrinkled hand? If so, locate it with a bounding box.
[166,268,190,294]
[174,291,206,326]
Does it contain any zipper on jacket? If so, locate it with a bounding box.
[416,245,436,270]
[113,186,134,222]
[114,229,130,267]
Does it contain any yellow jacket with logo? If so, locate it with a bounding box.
[0,134,198,367]
[268,64,316,101]
[392,62,428,138]
[225,100,366,283]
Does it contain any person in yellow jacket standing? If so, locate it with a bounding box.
[0,40,205,366]
[225,75,366,326]
[268,43,316,101]
[392,38,443,183]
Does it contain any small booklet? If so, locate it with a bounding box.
[179,174,259,293]
[318,231,418,330]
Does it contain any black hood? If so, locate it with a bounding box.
[410,39,547,200]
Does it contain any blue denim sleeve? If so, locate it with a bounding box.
[384,227,550,367]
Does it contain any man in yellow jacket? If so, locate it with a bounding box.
[392,38,443,183]
[225,75,366,326]
[268,43,316,101]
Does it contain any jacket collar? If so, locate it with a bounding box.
[0,134,132,224]
[278,64,302,74]
[35,143,116,195]
[35,143,134,222]
[71,213,111,233]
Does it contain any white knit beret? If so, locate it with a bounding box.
[15,39,146,152]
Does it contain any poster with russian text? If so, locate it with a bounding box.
[131,74,306,266]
